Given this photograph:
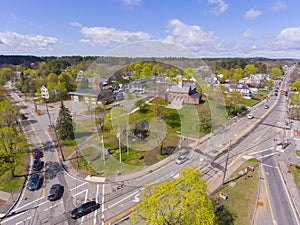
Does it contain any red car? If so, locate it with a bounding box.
[32,148,43,159]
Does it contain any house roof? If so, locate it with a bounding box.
[69,88,98,97]
[183,82,196,90]
[168,85,190,94]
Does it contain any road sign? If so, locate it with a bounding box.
[41,85,49,99]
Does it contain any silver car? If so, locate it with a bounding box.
[176,155,189,164]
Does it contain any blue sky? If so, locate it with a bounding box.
[0,0,300,58]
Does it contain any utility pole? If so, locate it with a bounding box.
[102,135,105,165]
[223,140,231,185]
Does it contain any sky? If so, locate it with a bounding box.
[0,0,300,58]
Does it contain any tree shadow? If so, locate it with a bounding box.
[45,161,64,180]
[75,132,95,139]
[214,202,236,225]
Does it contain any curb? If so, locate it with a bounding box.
[277,161,300,223]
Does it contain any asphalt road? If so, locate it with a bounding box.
[2,65,299,225]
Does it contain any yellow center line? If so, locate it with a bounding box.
[260,163,276,224]
[218,91,281,154]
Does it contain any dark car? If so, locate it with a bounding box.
[20,113,28,120]
[48,184,64,201]
[264,105,269,109]
[28,173,40,191]
[32,148,43,159]
[70,201,100,219]
[32,158,43,171]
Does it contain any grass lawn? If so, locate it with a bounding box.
[0,152,29,193]
[290,93,299,105]
[211,158,259,225]
[289,164,300,190]
[296,150,300,157]
[77,145,145,177]
[244,98,259,107]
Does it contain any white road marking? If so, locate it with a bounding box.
[132,194,140,203]
[70,182,88,191]
[249,147,274,155]
[43,201,63,211]
[94,184,99,225]
[261,163,278,169]
[101,184,105,225]
[257,152,278,159]
[80,188,89,223]
[276,167,300,225]
[74,189,88,197]
[14,196,45,211]
[105,190,140,211]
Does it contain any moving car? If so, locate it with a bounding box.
[48,184,64,201]
[247,114,254,119]
[264,105,269,109]
[32,148,43,159]
[176,154,189,165]
[32,158,43,171]
[28,173,41,191]
[70,201,100,219]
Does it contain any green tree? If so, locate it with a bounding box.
[152,65,165,76]
[0,68,15,85]
[0,100,19,128]
[55,101,75,140]
[292,79,300,91]
[269,67,282,79]
[244,64,258,76]
[232,68,243,82]
[220,69,231,83]
[0,127,28,176]
[150,97,168,117]
[131,167,217,225]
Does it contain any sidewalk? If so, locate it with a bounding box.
[207,156,247,194]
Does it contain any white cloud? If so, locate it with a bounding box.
[165,19,218,52]
[0,31,58,48]
[244,9,261,19]
[207,0,228,15]
[243,29,254,38]
[120,0,141,6]
[79,26,151,47]
[70,21,82,28]
[276,26,300,48]
[271,1,287,11]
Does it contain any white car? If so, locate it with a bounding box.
[247,114,254,119]
[176,155,189,164]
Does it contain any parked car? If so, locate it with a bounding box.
[176,154,189,165]
[20,113,28,120]
[70,201,100,219]
[48,184,64,201]
[28,173,41,191]
[247,114,254,119]
[32,158,43,171]
[32,148,43,159]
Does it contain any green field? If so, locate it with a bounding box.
[211,159,259,225]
